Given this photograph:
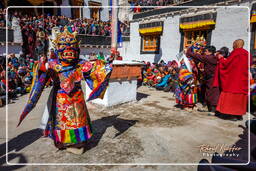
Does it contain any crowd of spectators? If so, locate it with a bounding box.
[133,0,174,7]
[0,49,111,107]
[142,39,250,122]
[2,9,130,59]
[0,53,37,107]
[1,9,130,36]
[0,55,6,107]
[19,15,114,36]
[131,0,189,13]
[142,60,179,92]
[250,57,256,114]
[0,8,6,27]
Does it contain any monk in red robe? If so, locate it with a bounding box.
[213,39,249,121]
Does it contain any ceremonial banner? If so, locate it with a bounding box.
[176,52,192,72]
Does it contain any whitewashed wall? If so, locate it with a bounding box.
[80,47,110,56]
[121,7,250,63]
[101,0,110,21]
[160,15,181,62]
[117,40,130,59]
[83,1,91,19]
[83,0,109,21]
[85,79,137,107]
[122,22,140,61]
[211,7,249,51]
[121,15,184,62]
[60,0,72,18]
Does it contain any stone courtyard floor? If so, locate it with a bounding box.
[0,85,254,171]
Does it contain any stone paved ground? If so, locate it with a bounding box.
[0,85,254,171]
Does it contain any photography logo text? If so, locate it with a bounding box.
[197,144,241,157]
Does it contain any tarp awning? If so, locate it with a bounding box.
[251,3,256,23]
[139,27,163,34]
[251,14,256,23]
[180,13,216,30]
[180,20,216,30]
[139,21,163,35]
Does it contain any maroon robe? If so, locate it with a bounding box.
[186,48,220,107]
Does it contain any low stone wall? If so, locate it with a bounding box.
[85,61,143,107]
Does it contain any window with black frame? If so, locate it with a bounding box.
[142,34,160,53]
[139,21,163,54]
[180,12,216,49]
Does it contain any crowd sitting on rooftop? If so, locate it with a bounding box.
[2,9,130,35]
[0,8,6,27]
[131,0,184,13]
[1,8,129,59]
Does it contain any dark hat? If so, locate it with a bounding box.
[217,47,229,58]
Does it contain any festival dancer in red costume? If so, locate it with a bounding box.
[18,27,115,154]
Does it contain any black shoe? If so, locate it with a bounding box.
[217,113,229,119]
[236,116,243,121]
[174,104,183,109]
[228,116,239,121]
[217,114,235,120]
[226,115,242,121]
[217,114,241,121]
[214,112,220,117]
[226,115,243,121]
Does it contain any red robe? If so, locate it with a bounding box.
[213,48,249,115]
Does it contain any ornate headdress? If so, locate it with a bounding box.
[52,26,80,64]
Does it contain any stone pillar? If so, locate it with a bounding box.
[53,1,58,16]
[48,27,60,51]
[83,0,90,19]
[60,0,72,18]
[11,16,22,43]
[111,0,118,51]
[118,0,129,23]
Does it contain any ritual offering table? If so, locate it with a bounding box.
[85,60,143,107]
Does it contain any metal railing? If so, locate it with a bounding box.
[132,0,231,20]
[0,27,14,42]
[0,29,130,45]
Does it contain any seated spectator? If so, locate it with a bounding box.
[0,64,6,107]
[8,54,19,69]
[155,70,171,91]
[23,72,33,93]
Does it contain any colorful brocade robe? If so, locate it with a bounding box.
[175,61,198,108]
[18,59,112,145]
